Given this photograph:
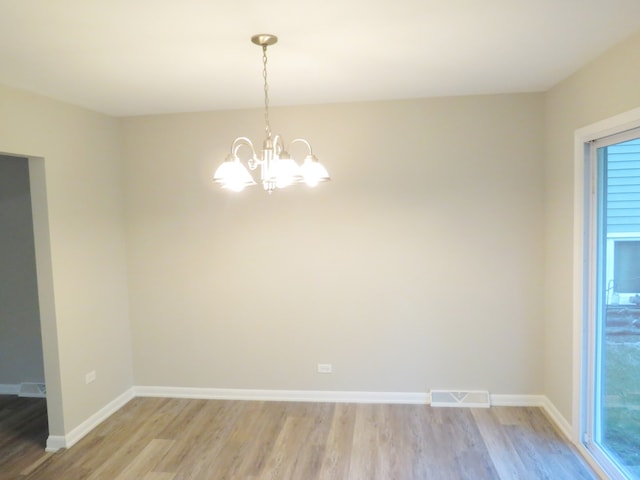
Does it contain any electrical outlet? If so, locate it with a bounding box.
[85,370,96,384]
[317,363,332,374]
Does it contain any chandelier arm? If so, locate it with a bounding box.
[291,138,313,155]
[230,136,260,170]
[272,134,285,155]
[230,136,255,152]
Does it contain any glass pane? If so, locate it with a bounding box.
[596,138,640,479]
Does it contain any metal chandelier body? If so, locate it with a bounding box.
[213,34,330,193]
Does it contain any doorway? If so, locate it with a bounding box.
[0,151,62,453]
[0,154,46,397]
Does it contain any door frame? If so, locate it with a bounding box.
[573,107,640,477]
[1,150,65,447]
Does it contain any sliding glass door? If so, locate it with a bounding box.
[585,131,640,479]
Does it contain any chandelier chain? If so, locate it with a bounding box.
[262,45,271,139]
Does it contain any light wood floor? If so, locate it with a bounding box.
[0,395,50,480]
[1,396,598,480]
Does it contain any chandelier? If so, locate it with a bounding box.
[213,34,330,193]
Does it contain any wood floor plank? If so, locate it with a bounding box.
[170,400,253,480]
[440,409,500,480]
[349,403,419,480]
[152,399,228,476]
[80,398,182,480]
[347,404,381,479]
[114,439,175,480]
[400,405,435,479]
[288,402,334,480]
[0,396,599,480]
[19,452,53,476]
[223,401,289,478]
[142,473,176,480]
[0,396,49,480]
[259,414,316,479]
[473,406,598,479]
[471,407,541,479]
[317,403,356,479]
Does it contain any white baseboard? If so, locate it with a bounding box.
[0,382,47,397]
[45,435,66,452]
[0,384,20,395]
[19,382,46,398]
[491,394,546,407]
[134,386,429,405]
[45,388,134,452]
[539,395,573,439]
[133,388,555,407]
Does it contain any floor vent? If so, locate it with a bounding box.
[18,383,46,398]
[430,390,490,408]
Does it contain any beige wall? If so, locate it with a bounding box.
[0,84,133,435]
[123,94,545,394]
[544,30,640,422]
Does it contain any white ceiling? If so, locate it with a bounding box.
[1,0,640,117]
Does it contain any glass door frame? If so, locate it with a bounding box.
[584,130,640,479]
[575,109,640,480]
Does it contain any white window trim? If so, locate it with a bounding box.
[573,107,640,478]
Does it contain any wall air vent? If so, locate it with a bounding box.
[430,390,490,408]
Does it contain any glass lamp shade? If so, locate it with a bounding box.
[300,155,330,187]
[213,157,256,192]
[273,156,302,189]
